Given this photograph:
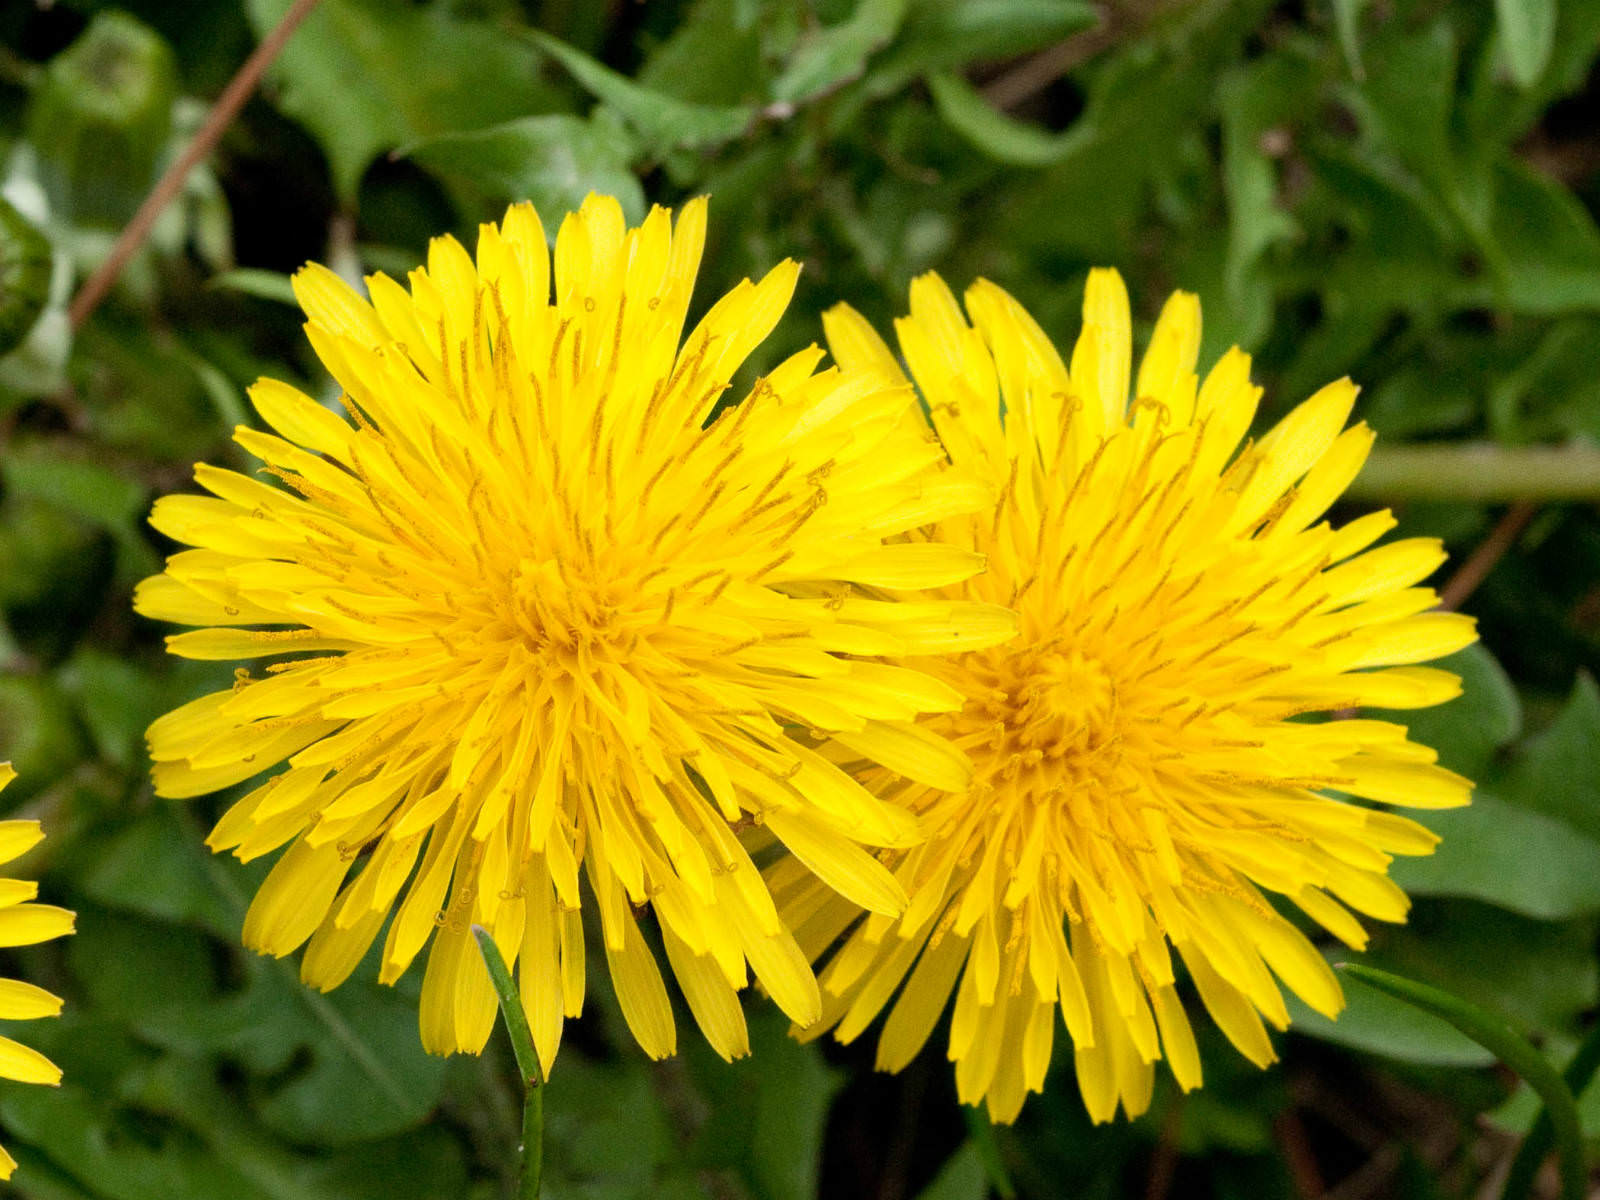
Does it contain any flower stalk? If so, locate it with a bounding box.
[1348,443,1600,502]
[474,926,544,1200]
[1340,965,1586,1200]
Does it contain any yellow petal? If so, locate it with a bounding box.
[0,1036,60,1085]
[0,904,74,948]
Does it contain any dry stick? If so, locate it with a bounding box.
[978,0,1173,110]
[1438,500,1538,612]
[67,0,323,330]
[1143,1097,1185,1200]
[1273,1108,1327,1200]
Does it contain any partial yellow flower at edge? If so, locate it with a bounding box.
[770,269,1476,1124]
[0,763,75,1180]
[135,195,1017,1074]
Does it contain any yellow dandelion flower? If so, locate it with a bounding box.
[0,764,75,1179]
[136,195,1015,1072]
[770,269,1477,1123]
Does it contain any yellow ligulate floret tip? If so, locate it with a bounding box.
[778,268,1477,1125]
[136,194,1017,1073]
[0,766,72,1180]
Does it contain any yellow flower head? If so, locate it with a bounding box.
[772,270,1477,1123]
[0,764,74,1180]
[136,196,1014,1071]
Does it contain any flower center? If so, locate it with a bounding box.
[509,557,630,666]
[953,646,1124,790]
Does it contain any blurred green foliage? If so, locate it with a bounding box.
[0,0,1599,1197]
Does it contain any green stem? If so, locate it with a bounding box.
[474,925,545,1200]
[1340,965,1586,1200]
[1348,443,1600,502]
[1503,1020,1600,1200]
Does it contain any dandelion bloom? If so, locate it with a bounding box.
[0,764,74,1178]
[770,270,1476,1122]
[136,196,1015,1071]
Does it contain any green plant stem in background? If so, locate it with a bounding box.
[1339,965,1586,1200]
[1348,444,1600,502]
[474,926,545,1200]
[1502,1019,1600,1200]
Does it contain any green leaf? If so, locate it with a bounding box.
[1330,0,1368,78]
[0,1083,282,1200]
[914,1143,989,1200]
[871,0,1098,93]
[1289,963,1495,1067]
[1496,671,1600,841]
[1291,905,1598,1065]
[77,804,241,936]
[406,114,646,226]
[1496,0,1557,88]
[684,1010,844,1200]
[771,0,909,105]
[524,30,754,154]
[207,269,299,306]
[1344,19,1462,221]
[1463,159,1600,316]
[244,0,562,200]
[925,72,1083,167]
[1216,57,1306,314]
[69,908,217,1024]
[961,1107,1016,1199]
[635,0,769,107]
[248,967,451,1146]
[122,929,449,1145]
[0,194,53,356]
[1393,794,1600,919]
[1372,643,1600,919]
[1388,644,1522,779]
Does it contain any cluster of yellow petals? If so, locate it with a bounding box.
[136,196,1016,1072]
[0,764,75,1179]
[135,192,1476,1125]
[769,270,1477,1122]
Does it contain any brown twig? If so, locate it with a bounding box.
[978,0,1172,111]
[1274,1108,1327,1199]
[66,0,323,330]
[1144,1096,1186,1200]
[1439,501,1538,612]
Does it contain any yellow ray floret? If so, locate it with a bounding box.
[771,270,1476,1123]
[0,764,74,1180]
[136,195,1015,1071]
